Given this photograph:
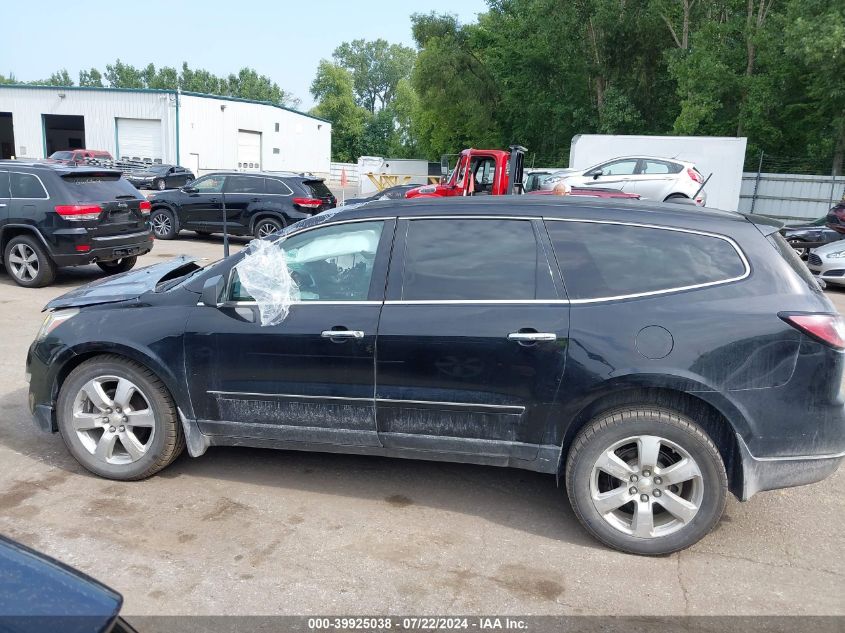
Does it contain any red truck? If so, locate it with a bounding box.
[405,145,638,200]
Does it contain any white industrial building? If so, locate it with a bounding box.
[0,85,332,176]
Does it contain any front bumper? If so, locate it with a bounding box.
[737,434,844,499]
[807,256,845,285]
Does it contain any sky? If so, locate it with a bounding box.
[1,0,489,111]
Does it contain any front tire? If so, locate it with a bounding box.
[4,235,56,288]
[565,407,727,555]
[150,208,178,240]
[57,356,185,480]
[97,256,137,275]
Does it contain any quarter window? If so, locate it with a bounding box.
[265,178,292,195]
[10,173,48,199]
[230,221,384,302]
[545,221,747,300]
[401,219,546,300]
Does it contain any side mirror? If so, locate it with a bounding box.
[592,173,601,180]
[200,275,226,307]
[182,185,197,193]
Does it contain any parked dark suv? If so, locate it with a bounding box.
[147,171,336,240]
[0,161,153,288]
[26,197,844,554]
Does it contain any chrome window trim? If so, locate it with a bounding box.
[220,300,383,307]
[9,171,49,200]
[543,217,751,304]
[209,391,372,402]
[384,299,569,305]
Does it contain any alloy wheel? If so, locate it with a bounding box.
[70,375,156,465]
[8,243,39,281]
[151,214,172,237]
[589,435,703,538]
[257,221,280,238]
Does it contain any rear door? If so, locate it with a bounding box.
[375,216,569,464]
[222,174,265,233]
[626,159,680,200]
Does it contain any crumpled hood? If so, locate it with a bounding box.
[45,256,199,310]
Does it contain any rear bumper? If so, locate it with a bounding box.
[737,434,844,500]
[51,232,153,266]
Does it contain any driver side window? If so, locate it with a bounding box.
[230,221,385,302]
[192,176,225,193]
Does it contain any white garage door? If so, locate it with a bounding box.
[116,118,162,163]
[237,130,262,171]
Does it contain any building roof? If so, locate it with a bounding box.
[0,83,330,124]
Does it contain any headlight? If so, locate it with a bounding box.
[827,251,845,259]
[35,308,79,342]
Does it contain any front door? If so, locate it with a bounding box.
[581,158,640,190]
[375,217,569,463]
[179,174,224,228]
[184,218,394,447]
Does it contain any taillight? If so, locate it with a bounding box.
[139,200,151,215]
[687,168,703,184]
[293,197,323,209]
[54,205,101,221]
[780,313,845,350]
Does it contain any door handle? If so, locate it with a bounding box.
[321,329,364,339]
[0,203,6,207]
[507,332,557,343]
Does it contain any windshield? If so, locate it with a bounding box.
[50,151,73,160]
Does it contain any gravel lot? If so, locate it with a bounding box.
[0,232,842,616]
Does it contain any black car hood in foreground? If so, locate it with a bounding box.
[0,535,124,633]
[46,256,200,310]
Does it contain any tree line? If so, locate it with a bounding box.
[3,0,842,174]
[0,61,300,109]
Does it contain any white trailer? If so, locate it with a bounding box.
[569,134,747,211]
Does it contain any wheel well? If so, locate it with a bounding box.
[0,227,45,260]
[664,193,688,200]
[251,213,286,231]
[559,387,743,497]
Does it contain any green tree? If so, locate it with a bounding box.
[310,60,367,162]
[78,68,104,87]
[225,67,299,108]
[141,64,179,90]
[104,60,145,88]
[333,39,416,112]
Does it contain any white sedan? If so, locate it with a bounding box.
[807,240,845,286]
[540,156,707,205]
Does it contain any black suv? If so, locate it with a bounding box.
[147,171,336,240]
[26,197,845,554]
[0,162,153,288]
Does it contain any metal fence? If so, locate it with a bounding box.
[739,172,844,221]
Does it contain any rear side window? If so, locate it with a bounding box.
[60,174,139,203]
[10,173,48,199]
[546,220,747,300]
[301,179,333,199]
[0,171,9,198]
[224,175,265,194]
[401,218,546,300]
[265,178,293,195]
[767,232,823,291]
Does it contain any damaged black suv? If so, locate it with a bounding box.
[26,197,845,554]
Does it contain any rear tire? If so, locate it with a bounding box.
[150,208,178,240]
[565,406,727,555]
[57,355,185,480]
[254,217,284,239]
[3,235,56,288]
[155,178,167,191]
[97,256,137,275]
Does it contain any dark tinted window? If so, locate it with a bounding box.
[0,171,9,198]
[10,173,48,199]
[50,151,73,160]
[767,232,822,292]
[265,178,292,195]
[401,219,542,300]
[546,220,746,300]
[60,174,140,202]
[224,175,265,194]
[301,179,333,199]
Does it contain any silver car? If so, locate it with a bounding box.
[807,240,845,286]
[541,156,707,205]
